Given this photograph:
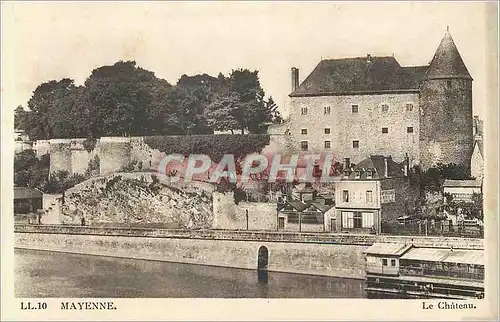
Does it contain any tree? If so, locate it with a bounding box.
[83,61,161,137]
[266,96,283,124]
[14,106,28,131]
[206,92,240,133]
[14,150,50,190]
[24,78,77,140]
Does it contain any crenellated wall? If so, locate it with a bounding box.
[34,134,292,178]
[49,139,72,174]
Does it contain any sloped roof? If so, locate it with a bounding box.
[443,179,482,188]
[289,56,426,97]
[400,247,452,262]
[348,155,404,180]
[14,187,43,199]
[364,243,412,256]
[401,247,483,266]
[278,200,333,213]
[424,31,472,80]
[441,249,483,266]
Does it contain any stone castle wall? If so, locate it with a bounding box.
[289,92,421,165]
[419,79,474,171]
[36,135,291,177]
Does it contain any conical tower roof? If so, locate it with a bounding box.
[424,29,472,80]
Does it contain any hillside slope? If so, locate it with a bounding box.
[60,172,214,229]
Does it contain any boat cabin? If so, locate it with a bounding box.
[363,243,412,276]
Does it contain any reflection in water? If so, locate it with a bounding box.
[15,248,365,298]
[257,269,269,284]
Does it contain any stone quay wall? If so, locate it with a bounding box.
[14,225,483,280]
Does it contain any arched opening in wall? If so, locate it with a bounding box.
[257,246,269,284]
[257,246,268,270]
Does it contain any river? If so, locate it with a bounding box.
[15,248,365,298]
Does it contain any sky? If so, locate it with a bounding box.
[1,1,497,119]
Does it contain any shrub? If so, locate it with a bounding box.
[82,137,97,152]
[144,134,270,162]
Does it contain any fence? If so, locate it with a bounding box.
[381,221,483,238]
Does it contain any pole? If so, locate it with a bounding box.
[299,212,302,232]
[246,209,249,230]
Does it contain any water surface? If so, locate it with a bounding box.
[15,248,365,298]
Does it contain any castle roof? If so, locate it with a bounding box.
[423,30,472,81]
[289,56,427,97]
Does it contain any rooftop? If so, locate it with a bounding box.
[443,179,482,188]
[347,155,404,180]
[290,56,426,97]
[363,243,412,256]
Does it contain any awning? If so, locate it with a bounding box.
[363,243,412,256]
[400,247,451,262]
[442,250,484,266]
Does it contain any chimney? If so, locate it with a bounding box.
[384,156,388,178]
[291,67,299,92]
[367,54,372,63]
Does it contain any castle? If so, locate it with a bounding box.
[288,29,474,172]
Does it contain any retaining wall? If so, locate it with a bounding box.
[14,225,483,279]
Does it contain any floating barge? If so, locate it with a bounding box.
[363,243,484,299]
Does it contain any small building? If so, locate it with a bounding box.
[364,243,412,276]
[277,199,335,232]
[443,179,482,203]
[334,155,414,234]
[14,187,43,214]
[14,129,33,153]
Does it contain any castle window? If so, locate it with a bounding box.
[301,128,308,135]
[406,103,414,111]
[324,106,331,115]
[382,127,388,134]
[351,104,359,113]
[407,127,414,133]
[366,190,373,203]
[300,141,308,151]
[447,80,452,89]
[381,104,389,112]
[301,107,308,115]
[342,190,349,202]
[324,141,331,149]
[324,128,331,134]
[353,140,359,149]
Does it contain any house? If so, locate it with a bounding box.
[443,179,482,203]
[277,199,335,232]
[14,129,33,153]
[14,187,43,214]
[288,29,474,173]
[334,155,414,234]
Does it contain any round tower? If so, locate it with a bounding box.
[419,28,473,174]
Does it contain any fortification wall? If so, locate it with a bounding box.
[33,140,50,157]
[70,139,100,175]
[99,137,132,175]
[212,191,277,230]
[49,139,72,174]
[419,79,473,171]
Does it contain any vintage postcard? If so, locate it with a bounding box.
[1,1,498,321]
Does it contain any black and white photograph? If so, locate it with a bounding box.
[1,1,498,321]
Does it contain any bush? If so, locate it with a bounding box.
[82,137,97,152]
[144,134,270,162]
